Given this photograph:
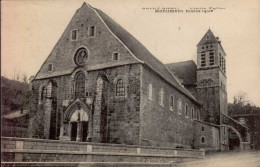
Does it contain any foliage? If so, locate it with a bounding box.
[1,76,31,115]
[228,93,260,116]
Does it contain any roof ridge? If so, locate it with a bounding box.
[167,60,195,65]
[165,65,197,99]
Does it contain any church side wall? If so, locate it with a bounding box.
[140,65,200,148]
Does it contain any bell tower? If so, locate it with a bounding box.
[196,29,227,125]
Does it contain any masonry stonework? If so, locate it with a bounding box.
[140,65,200,148]
[193,120,220,150]
[26,2,249,152]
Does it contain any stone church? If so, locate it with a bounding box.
[29,2,249,151]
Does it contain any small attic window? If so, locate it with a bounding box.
[201,126,205,131]
[48,64,53,72]
[72,29,77,40]
[113,52,119,61]
[90,26,95,37]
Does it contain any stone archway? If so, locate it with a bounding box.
[221,113,250,150]
[220,124,243,150]
[59,99,92,142]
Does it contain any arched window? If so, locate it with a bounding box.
[195,110,198,119]
[41,86,47,101]
[169,95,174,110]
[159,88,164,106]
[75,48,88,66]
[201,126,205,131]
[116,79,125,96]
[185,104,188,117]
[46,81,53,98]
[75,72,85,98]
[191,107,194,119]
[177,98,182,114]
[148,84,152,100]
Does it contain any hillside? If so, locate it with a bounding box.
[1,76,30,115]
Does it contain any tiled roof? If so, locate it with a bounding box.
[94,7,199,103]
[166,60,197,85]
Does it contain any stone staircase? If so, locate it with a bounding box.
[1,137,205,167]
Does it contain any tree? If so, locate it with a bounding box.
[229,92,260,115]
[22,74,28,84]
[1,76,30,115]
[233,92,249,106]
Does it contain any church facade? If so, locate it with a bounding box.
[29,3,244,150]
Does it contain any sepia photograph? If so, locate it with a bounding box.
[1,0,260,166]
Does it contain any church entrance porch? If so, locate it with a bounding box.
[59,99,93,142]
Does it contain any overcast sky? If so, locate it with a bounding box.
[2,0,260,106]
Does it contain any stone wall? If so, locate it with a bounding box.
[196,64,227,125]
[1,162,173,167]
[1,137,205,163]
[2,115,29,138]
[35,3,139,80]
[106,64,141,145]
[29,64,141,145]
[140,65,201,148]
[29,3,143,145]
[193,120,220,150]
[197,67,221,124]
[29,78,64,139]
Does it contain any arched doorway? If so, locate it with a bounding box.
[228,128,240,151]
[69,106,89,141]
[60,99,92,142]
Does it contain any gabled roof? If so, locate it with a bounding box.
[34,2,142,80]
[166,60,197,85]
[34,3,199,104]
[94,6,199,103]
[197,29,219,46]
